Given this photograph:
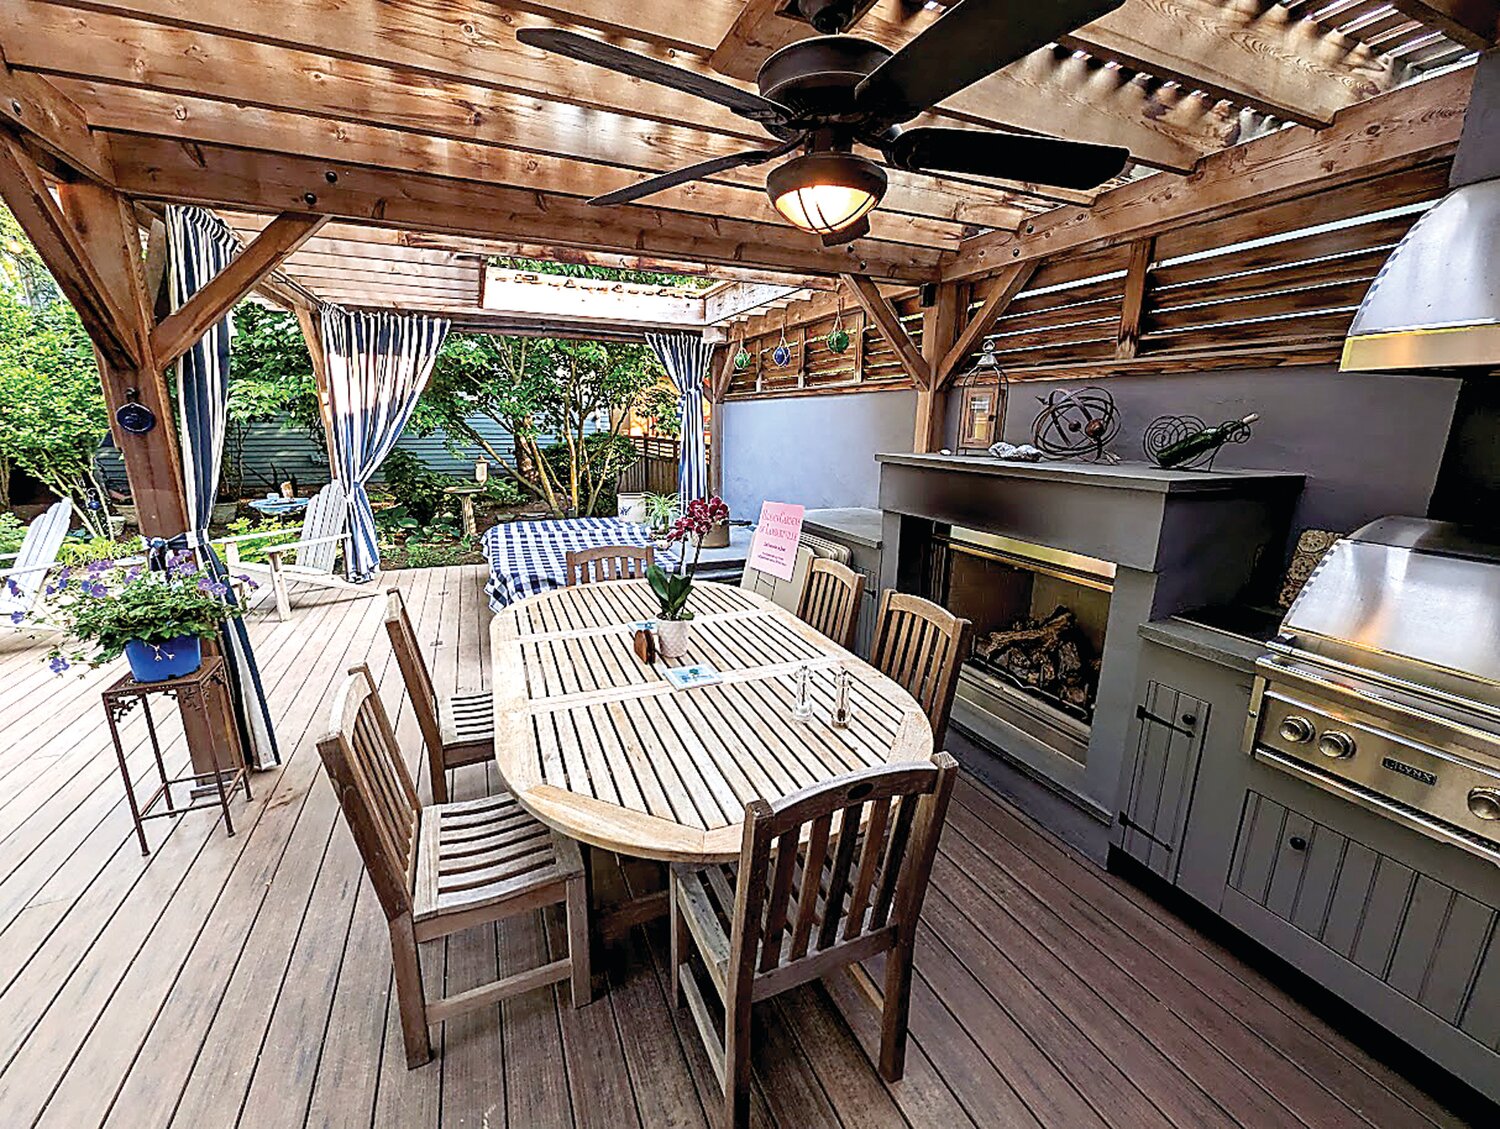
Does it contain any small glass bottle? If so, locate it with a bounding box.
[792,663,813,722]
[831,669,852,729]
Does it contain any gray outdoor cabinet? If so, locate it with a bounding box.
[801,508,883,659]
[1119,619,1500,1105]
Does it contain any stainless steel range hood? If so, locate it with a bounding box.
[1341,52,1500,373]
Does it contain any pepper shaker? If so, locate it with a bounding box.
[831,669,852,729]
[791,663,814,722]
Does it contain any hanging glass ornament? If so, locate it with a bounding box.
[771,310,792,367]
[825,292,850,354]
[732,334,751,371]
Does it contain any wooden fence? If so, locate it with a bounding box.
[617,436,680,495]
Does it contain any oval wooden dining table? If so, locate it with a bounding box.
[489,579,933,866]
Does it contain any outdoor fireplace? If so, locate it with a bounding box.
[925,528,1114,767]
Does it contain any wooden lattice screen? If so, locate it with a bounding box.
[726,294,924,398]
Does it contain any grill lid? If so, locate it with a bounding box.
[1278,517,1500,711]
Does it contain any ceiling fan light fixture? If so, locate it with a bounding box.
[767,152,887,236]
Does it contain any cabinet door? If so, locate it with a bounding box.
[1119,681,1209,880]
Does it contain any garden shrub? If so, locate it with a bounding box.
[0,512,26,556]
[381,450,455,526]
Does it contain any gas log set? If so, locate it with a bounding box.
[972,606,1101,719]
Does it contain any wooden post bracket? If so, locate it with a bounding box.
[841,274,930,390]
[936,262,1037,389]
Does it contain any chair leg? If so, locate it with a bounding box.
[428,747,450,806]
[669,872,687,1007]
[269,557,291,621]
[389,913,433,1068]
[566,871,592,1008]
[722,997,753,1129]
[877,935,916,1083]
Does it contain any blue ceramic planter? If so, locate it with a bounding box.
[124,634,203,683]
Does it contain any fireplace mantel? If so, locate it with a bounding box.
[876,450,1304,820]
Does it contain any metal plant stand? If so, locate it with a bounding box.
[101,656,252,855]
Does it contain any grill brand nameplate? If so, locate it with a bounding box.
[1381,756,1438,787]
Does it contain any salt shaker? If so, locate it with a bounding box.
[831,668,852,729]
[791,663,814,722]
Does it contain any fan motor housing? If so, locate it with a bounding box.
[757,36,892,122]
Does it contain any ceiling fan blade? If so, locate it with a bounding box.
[588,143,797,207]
[854,0,1124,122]
[517,27,789,126]
[889,127,1128,190]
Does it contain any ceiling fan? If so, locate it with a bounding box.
[517,0,1129,246]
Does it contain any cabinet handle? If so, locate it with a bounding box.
[1288,835,1308,852]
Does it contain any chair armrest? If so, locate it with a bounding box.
[215,529,301,546]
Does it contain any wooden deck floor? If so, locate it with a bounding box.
[0,565,1480,1129]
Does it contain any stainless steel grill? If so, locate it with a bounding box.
[1245,518,1500,865]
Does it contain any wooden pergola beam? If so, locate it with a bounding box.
[1390,1,1500,49]
[0,50,112,183]
[0,132,140,369]
[150,212,328,368]
[935,262,1037,388]
[107,136,947,282]
[841,274,930,388]
[946,66,1470,281]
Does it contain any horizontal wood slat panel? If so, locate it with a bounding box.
[1140,308,1360,353]
[1145,277,1375,332]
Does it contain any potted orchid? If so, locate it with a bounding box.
[24,549,250,682]
[647,495,729,659]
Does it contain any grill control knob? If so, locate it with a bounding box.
[1317,731,1357,760]
[1278,716,1315,745]
[1469,788,1500,822]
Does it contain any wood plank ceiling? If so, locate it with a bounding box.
[0,0,1485,306]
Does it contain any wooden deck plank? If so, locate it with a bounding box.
[0,565,1479,1129]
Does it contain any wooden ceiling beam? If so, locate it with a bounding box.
[0,47,112,183]
[19,1,1029,229]
[1389,1,1500,49]
[842,273,930,387]
[946,65,1470,281]
[63,84,967,250]
[107,136,948,281]
[150,211,328,367]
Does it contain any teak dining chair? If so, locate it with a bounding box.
[669,755,959,1129]
[795,557,866,652]
[318,664,591,1069]
[385,588,492,804]
[564,544,656,585]
[872,591,973,750]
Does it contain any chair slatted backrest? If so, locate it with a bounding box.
[0,499,72,617]
[298,481,347,575]
[796,558,865,653]
[872,591,973,750]
[729,756,957,988]
[317,664,421,921]
[564,545,655,586]
[383,589,445,762]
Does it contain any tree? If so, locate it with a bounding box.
[225,302,327,494]
[0,288,112,534]
[417,334,663,518]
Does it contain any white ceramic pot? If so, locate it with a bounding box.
[617,492,648,524]
[656,619,692,660]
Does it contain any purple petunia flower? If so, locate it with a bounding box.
[49,656,69,674]
[5,578,19,597]
[83,580,108,598]
[123,566,142,584]
[10,611,24,625]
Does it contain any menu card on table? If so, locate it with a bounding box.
[747,501,805,581]
[664,664,722,691]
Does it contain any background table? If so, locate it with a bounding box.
[490,580,932,863]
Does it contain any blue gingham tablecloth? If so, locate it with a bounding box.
[482,517,669,610]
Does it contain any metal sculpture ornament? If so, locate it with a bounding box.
[1030,386,1121,463]
[1143,412,1258,470]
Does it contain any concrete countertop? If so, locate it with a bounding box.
[876,451,1305,494]
[1138,617,1268,675]
[803,507,883,549]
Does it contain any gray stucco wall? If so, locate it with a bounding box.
[721,389,916,519]
[947,366,1461,534]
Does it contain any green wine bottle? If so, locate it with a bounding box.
[1155,413,1259,467]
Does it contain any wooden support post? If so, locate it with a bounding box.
[936,262,1036,389]
[707,344,728,498]
[1115,237,1155,360]
[292,299,341,479]
[914,283,964,455]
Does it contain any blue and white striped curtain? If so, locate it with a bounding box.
[319,305,450,581]
[647,332,713,507]
[164,205,279,769]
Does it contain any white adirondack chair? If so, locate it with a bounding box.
[0,499,73,626]
[219,482,373,621]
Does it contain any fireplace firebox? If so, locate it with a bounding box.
[926,528,1115,767]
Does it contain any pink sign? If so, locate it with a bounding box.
[748,502,805,582]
